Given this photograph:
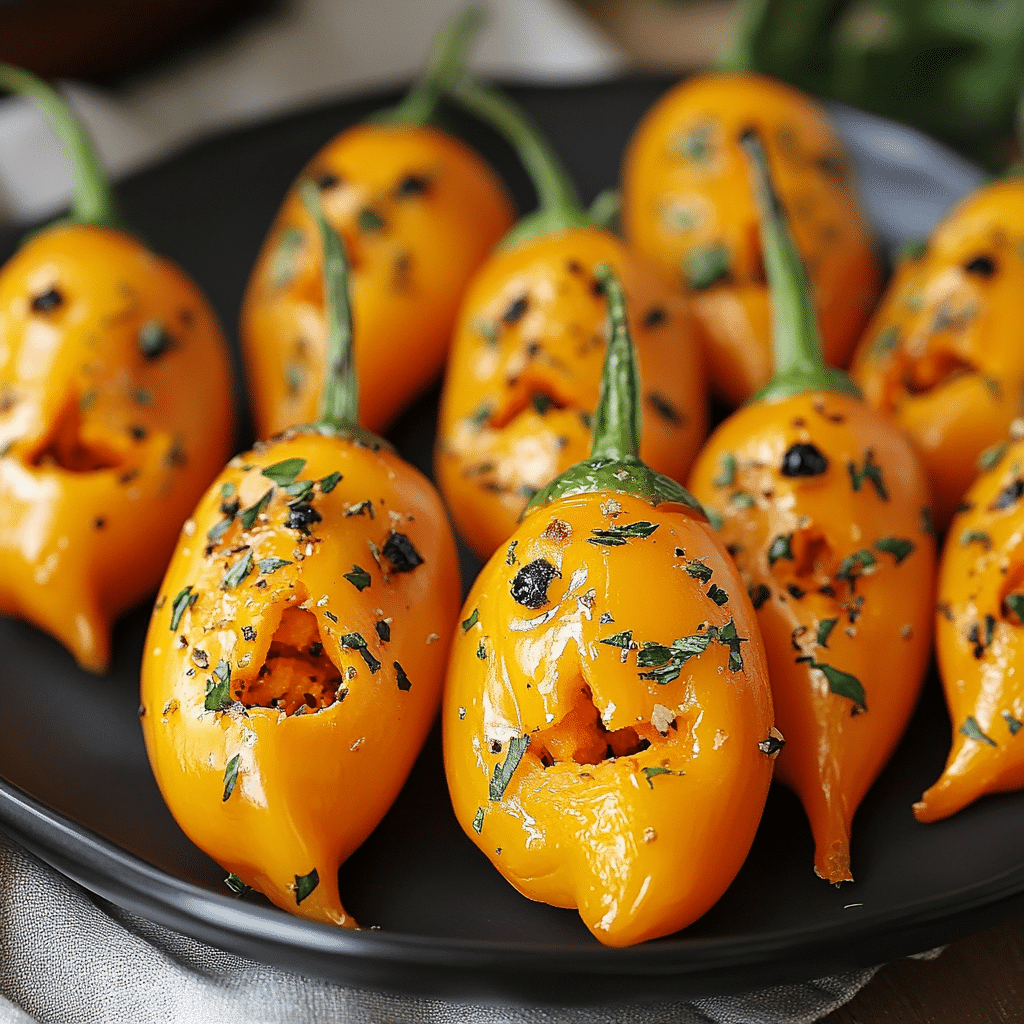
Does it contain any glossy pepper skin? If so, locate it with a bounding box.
[436,80,707,560]
[240,11,513,438]
[141,189,460,926]
[622,72,881,408]
[851,181,1024,533]
[688,134,936,882]
[0,66,234,673]
[443,266,777,947]
[914,434,1024,822]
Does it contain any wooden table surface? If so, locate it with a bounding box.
[820,914,1024,1023]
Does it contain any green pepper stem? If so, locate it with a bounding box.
[521,264,708,520]
[449,78,589,244]
[0,63,121,230]
[299,183,359,430]
[741,130,860,403]
[376,7,485,128]
[590,266,641,463]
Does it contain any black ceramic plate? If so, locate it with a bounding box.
[0,78,1019,1008]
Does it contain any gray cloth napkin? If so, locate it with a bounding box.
[0,832,879,1024]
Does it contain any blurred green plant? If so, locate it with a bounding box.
[719,0,1024,167]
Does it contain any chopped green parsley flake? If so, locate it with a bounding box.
[873,325,899,357]
[224,874,251,897]
[343,565,372,591]
[344,500,374,518]
[488,735,530,801]
[874,536,915,564]
[587,521,659,546]
[222,755,240,801]
[848,450,889,500]
[960,716,997,746]
[239,489,273,530]
[837,549,877,585]
[1002,711,1023,736]
[641,765,684,788]
[294,868,319,904]
[256,557,292,574]
[978,443,1007,473]
[713,452,736,487]
[685,561,713,584]
[961,529,992,549]
[707,583,729,605]
[318,471,342,493]
[798,657,867,711]
[139,320,172,359]
[272,227,304,288]
[220,549,254,590]
[262,458,306,486]
[472,807,485,833]
[684,244,731,291]
[461,608,480,632]
[600,630,633,649]
[767,533,794,565]
[817,617,838,648]
[169,586,197,630]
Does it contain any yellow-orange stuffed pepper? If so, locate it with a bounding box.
[436,80,707,560]
[141,188,460,926]
[852,180,1024,532]
[688,133,935,883]
[915,432,1024,822]
[622,72,881,408]
[241,11,513,437]
[444,264,777,947]
[0,65,234,672]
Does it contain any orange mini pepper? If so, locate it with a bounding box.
[0,66,235,673]
[240,11,514,438]
[688,133,936,883]
[443,264,777,947]
[914,433,1024,822]
[436,80,707,560]
[621,72,881,408]
[851,180,1024,532]
[141,188,460,926]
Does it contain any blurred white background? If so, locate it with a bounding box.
[0,0,624,225]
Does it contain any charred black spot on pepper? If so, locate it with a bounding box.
[375,620,391,642]
[396,174,430,197]
[814,154,845,182]
[566,259,584,275]
[286,503,322,533]
[749,584,770,609]
[642,307,666,329]
[315,171,342,191]
[242,626,256,642]
[139,321,173,360]
[129,424,147,441]
[31,287,63,313]
[590,277,605,298]
[510,559,561,609]
[502,295,529,325]
[646,391,683,426]
[358,208,385,232]
[990,478,1024,511]
[382,531,424,573]
[93,517,105,530]
[787,583,806,600]
[964,255,996,278]
[781,442,828,477]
